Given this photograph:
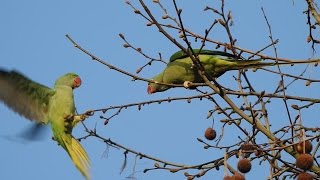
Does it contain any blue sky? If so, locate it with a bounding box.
[0,1,319,180]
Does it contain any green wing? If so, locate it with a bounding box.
[0,69,55,123]
[169,49,238,62]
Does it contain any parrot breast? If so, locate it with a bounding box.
[49,85,75,135]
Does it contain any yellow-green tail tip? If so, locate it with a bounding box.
[62,136,90,180]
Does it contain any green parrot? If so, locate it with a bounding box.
[147,49,320,94]
[0,69,90,179]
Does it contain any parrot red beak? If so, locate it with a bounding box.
[73,77,82,88]
[147,85,156,94]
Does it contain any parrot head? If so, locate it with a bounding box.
[147,72,170,94]
[147,82,169,94]
[73,76,82,89]
[54,73,81,89]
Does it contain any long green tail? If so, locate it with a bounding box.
[60,134,90,180]
[231,58,320,70]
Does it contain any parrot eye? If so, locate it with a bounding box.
[73,77,82,88]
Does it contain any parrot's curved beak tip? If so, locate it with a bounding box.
[147,85,155,94]
[73,77,82,88]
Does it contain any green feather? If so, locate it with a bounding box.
[148,49,320,94]
[0,69,90,179]
[149,50,247,93]
[169,49,237,62]
[49,72,90,180]
[0,69,54,123]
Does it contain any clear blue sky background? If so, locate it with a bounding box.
[1,1,319,180]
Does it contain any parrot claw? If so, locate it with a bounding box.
[64,114,74,121]
[72,114,87,126]
[81,110,94,121]
[79,114,88,121]
[64,111,93,127]
[63,113,88,127]
[84,110,94,116]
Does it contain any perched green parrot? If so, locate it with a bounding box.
[0,69,90,179]
[147,49,320,94]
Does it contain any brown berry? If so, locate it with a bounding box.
[297,172,313,180]
[296,153,314,170]
[240,143,257,151]
[237,159,252,173]
[254,150,263,157]
[233,172,245,180]
[204,127,216,140]
[295,140,313,154]
[223,175,234,180]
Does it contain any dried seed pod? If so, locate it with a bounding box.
[123,43,130,48]
[307,36,312,43]
[162,14,169,19]
[297,172,313,180]
[296,153,313,170]
[305,80,312,86]
[237,159,252,173]
[295,140,313,154]
[204,127,216,140]
[291,104,300,110]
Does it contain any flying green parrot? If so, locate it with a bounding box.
[147,49,320,94]
[0,69,90,179]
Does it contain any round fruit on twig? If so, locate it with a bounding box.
[297,172,313,180]
[237,158,252,173]
[204,127,216,140]
[240,143,256,151]
[223,175,234,180]
[295,140,313,154]
[296,153,314,170]
[233,172,245,180]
